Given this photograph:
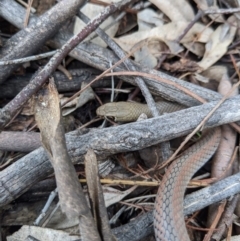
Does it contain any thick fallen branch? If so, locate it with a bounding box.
[0,95,240,206]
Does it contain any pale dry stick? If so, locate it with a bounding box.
[79,178,159,186]
[34,188,58,226]
[24,0,33,27]
[186,225,211,232]
[204,8,240,15]
[16,0,36,13]
[185,211,199,227]
[124,194,156,203]
[57,65,72,80]
[226,224,232,241]
[78,117,103,130]
[159,81,240,169]
[5,107,22,127]
[119,200,145,211]
[203,201,227,241]
[42,202,61,227]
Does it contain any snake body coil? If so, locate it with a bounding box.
[154,128,221,241]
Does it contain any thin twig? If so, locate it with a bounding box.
[24,0,33,27]
[204,8,240,14]
[0,51,56,65]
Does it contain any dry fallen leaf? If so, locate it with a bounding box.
[198,16,237,71]
[103,186,137,207]
[149,0,194,22]
[137,8,164,31]
[62,82,95,116]
[74,1,120,48]
[199,65,228,83]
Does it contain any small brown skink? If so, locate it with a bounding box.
[96,101,185,122]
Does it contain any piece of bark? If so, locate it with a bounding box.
[85,149,116,241]
[0,0,86,84]
[1,95,240,206]
[34,80,100,240]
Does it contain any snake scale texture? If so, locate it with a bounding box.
[154,128,221,241]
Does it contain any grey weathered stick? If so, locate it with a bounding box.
[0,131,40,152]
[1,95,240,206]
[0,0,221,107]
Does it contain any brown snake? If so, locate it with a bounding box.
[96,101,185,122]
[154,127,221,241]
[96,102,221,240]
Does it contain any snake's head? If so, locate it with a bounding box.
[96,102,134,122]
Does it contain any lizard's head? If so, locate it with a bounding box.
[96,102,133,122]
